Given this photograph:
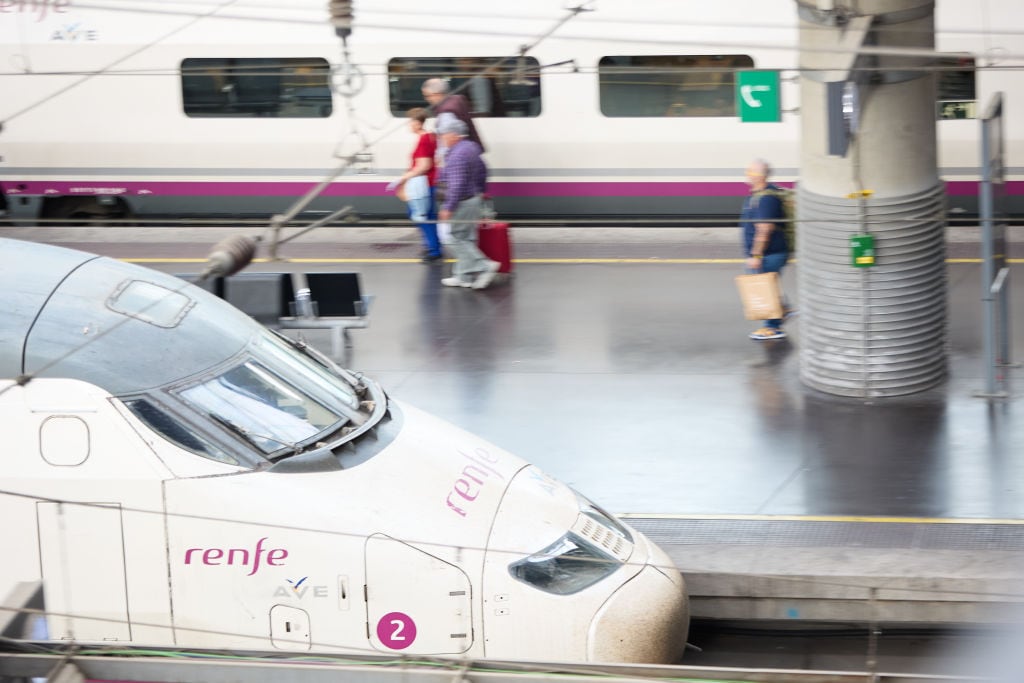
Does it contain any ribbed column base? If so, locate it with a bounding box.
[797,185,948,398]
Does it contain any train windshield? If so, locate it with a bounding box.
[179,360,338,453]
[173,331,365,457]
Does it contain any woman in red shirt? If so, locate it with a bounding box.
[386,108,441,262]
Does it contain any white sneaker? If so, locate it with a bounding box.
[441,276,472,288]
[472,260,501,289]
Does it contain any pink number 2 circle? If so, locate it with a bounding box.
[376,612,417,650]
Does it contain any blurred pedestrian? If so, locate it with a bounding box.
[422,78,485,152]
[741,159,793,340]
[436,117,498,290]
[432,112,461,247]
[386,107,442,262]
[451,58,506,117]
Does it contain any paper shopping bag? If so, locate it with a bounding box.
[735,272,784,320]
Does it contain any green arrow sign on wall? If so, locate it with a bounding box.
[737,70,781,123]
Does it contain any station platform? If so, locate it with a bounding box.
[5,224,1024,629]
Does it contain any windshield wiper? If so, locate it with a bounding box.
[271,330,368,398]
[209,413,300,457]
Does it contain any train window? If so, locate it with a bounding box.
[388,57,541,117]
[180,58,332,118]
[107,279,194,329]
[176,360,344,455]
[937,54,976,120]
[124,399,239,466]
[257,331,362,413]
[598,55,753,117]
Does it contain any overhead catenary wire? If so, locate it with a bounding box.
[4,58,1024,80]
[0,62,985,77]
[35,0,1024,40]
[3,2,1022,85]
[1,36,1020,78]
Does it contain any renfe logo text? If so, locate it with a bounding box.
[0,0,71,22]
[446,448,505,517]
[184,537,288,576]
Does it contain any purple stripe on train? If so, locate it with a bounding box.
[3,180,1014,197]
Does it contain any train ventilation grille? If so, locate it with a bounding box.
[573,516,632,563]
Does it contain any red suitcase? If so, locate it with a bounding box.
[477,221,513,274]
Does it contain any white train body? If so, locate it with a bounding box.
[1,0,1022,223]
[0,237,688,662]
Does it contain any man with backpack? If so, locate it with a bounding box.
[741,159,794,340]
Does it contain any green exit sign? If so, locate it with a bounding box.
[851,234,876,267]
[736,70,781,122]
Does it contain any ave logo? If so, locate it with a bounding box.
[274,577,329,599]
[51,23,98,42]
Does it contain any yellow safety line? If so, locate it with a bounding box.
[514,258,739,264]
[617,512,1024,524]
[123,257,1024,265]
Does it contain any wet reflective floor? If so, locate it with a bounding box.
[321,260,1024,519]
[14,228,1024,519]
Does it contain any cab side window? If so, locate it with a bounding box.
[125,399,239,465]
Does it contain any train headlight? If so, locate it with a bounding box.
[508,532,620,595]
[509,494,635,595]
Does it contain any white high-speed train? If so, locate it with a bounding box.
[0,236,689,662]
[0,0,1022,225]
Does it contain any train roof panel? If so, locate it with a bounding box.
[0,238,256,395]
[0,239,98,379]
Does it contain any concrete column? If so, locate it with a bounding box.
[797,0,948,398]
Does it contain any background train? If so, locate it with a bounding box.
[0,236,689,662]
[0,0,1022,226]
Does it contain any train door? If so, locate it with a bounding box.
[364,534,473,655]
[19,380,173,643]
[36,500,131,641]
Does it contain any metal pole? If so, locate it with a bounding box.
[974,93,1013,399]
[998,271,1011,367]
[980,114,997,396]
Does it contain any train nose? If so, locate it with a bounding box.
[587,540,689,664]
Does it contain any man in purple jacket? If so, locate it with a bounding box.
[436,117,499,290]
